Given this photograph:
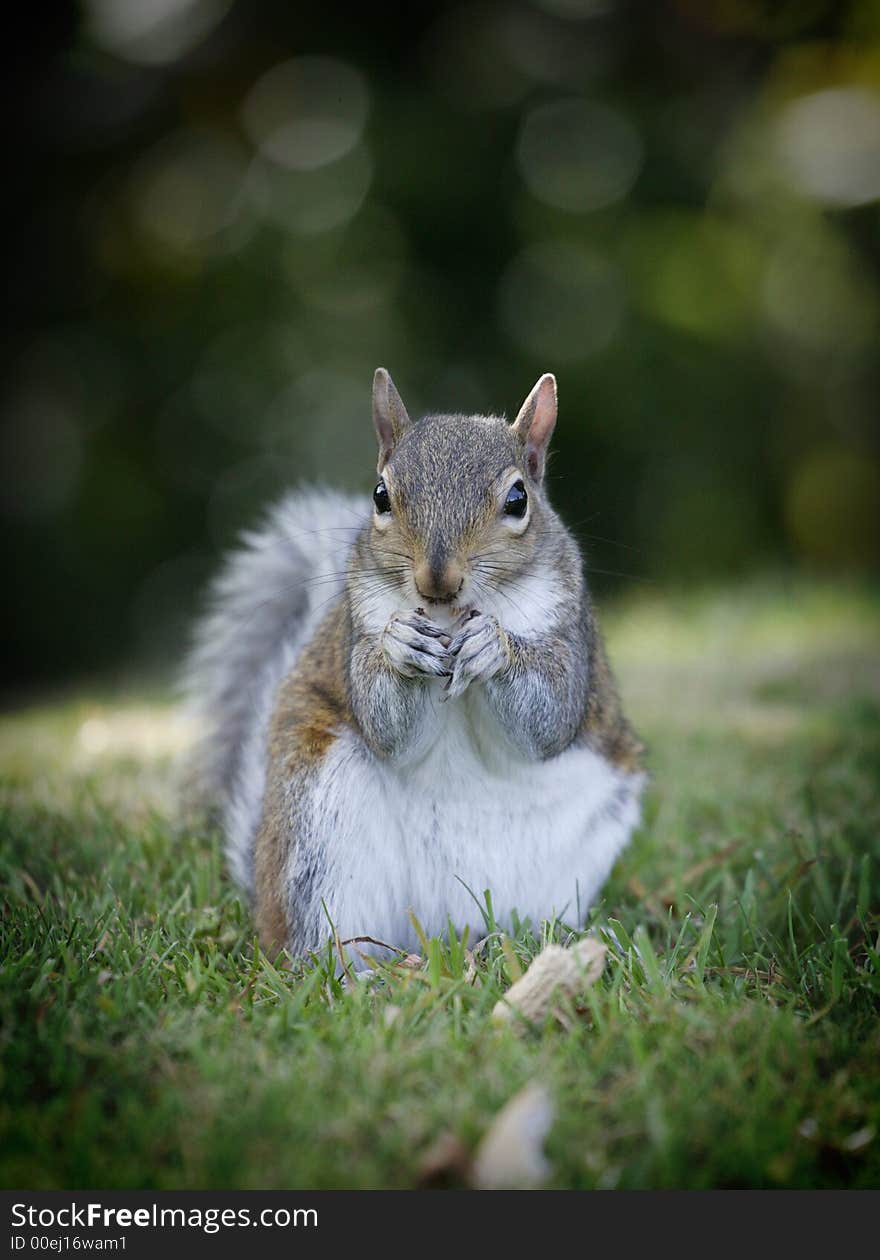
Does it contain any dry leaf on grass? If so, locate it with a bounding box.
[470,1082,554,1190]
[462,949,483,986]
[492,937,607,1027]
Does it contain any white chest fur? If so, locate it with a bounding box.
[294,685,642,956]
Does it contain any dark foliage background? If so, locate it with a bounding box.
[4,0,880,691]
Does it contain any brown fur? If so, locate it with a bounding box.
[580,615,643,774]
[253,599,353,953]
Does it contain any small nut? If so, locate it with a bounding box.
[492,938,607,1027]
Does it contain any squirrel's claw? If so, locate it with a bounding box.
[382,610,453,680]
[444,612,511,700]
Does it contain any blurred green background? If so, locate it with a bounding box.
[4,0,880,693]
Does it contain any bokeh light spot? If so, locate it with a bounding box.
[130,131,251,258]
[0,389,82,520]
[517,99,642,212]
[249,145,372,236]
[283,207,409,316]
[776,87,880,208]
[498,241,624,360]
[625,212,763,340]
[762,229,878,354]
[189,324,303,444]
[263,369,377,489]
[242,58,369,171]
[83,0,233,66]
[785,446,880,569]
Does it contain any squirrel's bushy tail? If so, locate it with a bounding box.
[181,488,365,893]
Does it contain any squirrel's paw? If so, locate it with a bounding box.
[382,610,452,679]
[444,612,512,700]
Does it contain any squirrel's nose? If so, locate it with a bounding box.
[414,557,464,603]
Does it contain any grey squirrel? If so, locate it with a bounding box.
[185,370,644,960]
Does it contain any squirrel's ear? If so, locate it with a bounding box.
[511,373,557,482]
[372,368,412,471]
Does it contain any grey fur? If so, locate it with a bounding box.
[181,487,366,889]
[347,616,437,759]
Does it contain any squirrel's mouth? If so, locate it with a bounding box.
[418,593,458,607]
[414,580,465,608]
[413,581,470,627]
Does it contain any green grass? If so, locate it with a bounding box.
[2,576,879,1189]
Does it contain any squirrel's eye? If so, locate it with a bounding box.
[373,480,391,514]
[503,479,528,519]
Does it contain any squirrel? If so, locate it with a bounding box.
[184,369,644,962]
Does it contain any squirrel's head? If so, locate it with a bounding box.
[366,368,558,615]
